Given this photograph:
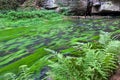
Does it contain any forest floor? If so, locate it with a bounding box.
[0,13,120,79]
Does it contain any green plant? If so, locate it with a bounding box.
[47,49,117,80]
[17,65,34,80]
[4,65,34,80]
[0,48,48,75]
[5,10,61,20]
[4,72,16,80]
[105,41,120,54]
[0,0,19,10]
[46,32,119,80]
[99,31,111,45]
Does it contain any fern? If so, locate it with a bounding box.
[47,48,117,80]
[17,65,33,80]
[46,32,119,80]
[99,31,111,45]
[4,72,16,80]
[4,65,34,80]
[105,41,120,54]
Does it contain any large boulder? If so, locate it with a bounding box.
[56,0,94,15]
[92,0,101,7]
[44,0,58,9]
[55,0,70,7]
[99,1,120,12]
[69,0,87,15]
[92,0,120,14]
[70,0,87,11]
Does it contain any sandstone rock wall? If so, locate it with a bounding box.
[55,0,120,14]
[55,0,70,6]
[92,0,120,13]
[69,0,87,10]
[18,0,120,14]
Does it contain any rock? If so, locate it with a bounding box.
[55,7,69,13]
[92,0,120,14]
[110,67,120,80]
[55,7,61,12]
[45,4,58,9]
[93,2,101,7]
[55,0,70,7]
[70,0,87,11]
[44,0,58,9]
[99,1,120,13]
[92,0,100,4]
[69,0,87,15]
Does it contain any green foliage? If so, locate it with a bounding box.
[46,32,119,80]
[47,50,117,80]
[2,55,51,80]
[0,10,120,80]
[105,41,120,54]
[0,48,48,75]
[99,31,120,54]
[17,65,34,80]
[0,11,71,78]
[99,31,111,45]
[0,0,19,10]
[0,27,33,42]
[4,65,34,80]
[4,73,16,80]
[1,10,61,20]
[112,30,120,40]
